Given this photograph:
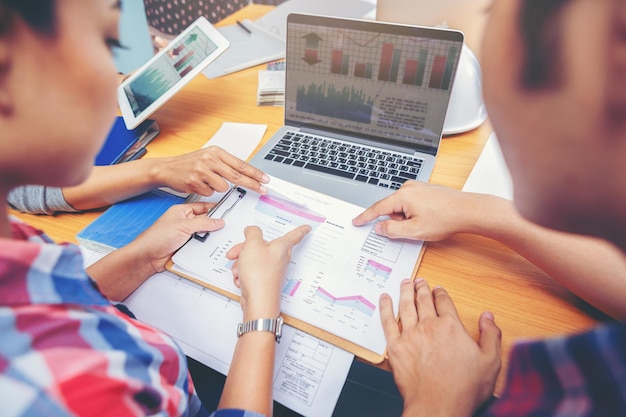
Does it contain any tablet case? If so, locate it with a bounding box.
[95,116,160,166]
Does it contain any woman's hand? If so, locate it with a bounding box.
[132,202,226,274]
[88,202,225,301]
[151,146,269,196]
[226,225,311,320]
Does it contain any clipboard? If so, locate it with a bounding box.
[166,185,426,364]
[193,186,246,242]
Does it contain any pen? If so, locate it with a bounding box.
[236,20,251,34]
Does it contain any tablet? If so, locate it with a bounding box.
[118,17,229,129]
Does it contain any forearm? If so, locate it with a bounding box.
[86,240,158,302]
[62,159,164,210]
[218,332,276,416]
[471,194,626,319]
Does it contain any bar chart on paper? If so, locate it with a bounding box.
[282,279,303,297]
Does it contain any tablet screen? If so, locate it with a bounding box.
[122,25,220,117]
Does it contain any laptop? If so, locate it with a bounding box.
[250,13,464,207]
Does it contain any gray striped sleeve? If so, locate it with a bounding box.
[7,185,78,215]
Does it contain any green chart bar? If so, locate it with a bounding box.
[365,63,373,78]
[390,48,402,83]
[416,49,428,87]
[441,46,458,90]
[341,54,350,76]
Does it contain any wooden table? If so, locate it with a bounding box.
[10,5,601,395]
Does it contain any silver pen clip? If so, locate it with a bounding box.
[194,186,246,242]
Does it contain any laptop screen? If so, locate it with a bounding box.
[284,14,464,154]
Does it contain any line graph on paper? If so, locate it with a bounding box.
[315,287,376,317]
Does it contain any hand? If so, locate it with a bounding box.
[132,202,225,274]
[153,146,269,196]
[352,181,494,241]
[226,225,311,320]
[381,279,501,417]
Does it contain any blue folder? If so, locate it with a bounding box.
[76,189,185,253]
[95,117,160,166]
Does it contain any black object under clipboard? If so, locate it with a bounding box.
[194,186,246,242]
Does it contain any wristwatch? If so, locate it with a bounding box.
[237,316,284,343]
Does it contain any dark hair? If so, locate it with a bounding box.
[0,0,56,35]
[518,0,570,89]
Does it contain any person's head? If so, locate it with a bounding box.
[0,0,122,193]
[482,0,626,249]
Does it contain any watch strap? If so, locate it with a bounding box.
[237,316,283,342]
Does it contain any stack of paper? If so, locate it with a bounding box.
[256,69,285,106]
[202,19,285,79]
[254,0,376,38]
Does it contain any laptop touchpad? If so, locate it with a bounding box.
[298,171,358,201]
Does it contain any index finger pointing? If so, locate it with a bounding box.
[277,225,312,249]
[352,199,393,226]
[242,225,264,243]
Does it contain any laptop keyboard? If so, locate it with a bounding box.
[263,131,423,190]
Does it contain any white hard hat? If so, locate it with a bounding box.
[443,44,488,135]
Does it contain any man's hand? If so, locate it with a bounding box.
[381,278,502,417]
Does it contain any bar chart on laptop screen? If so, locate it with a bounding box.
[285,23,462,145]
[292,26,459,89]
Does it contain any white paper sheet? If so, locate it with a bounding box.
[254,0,376,39]
[202,122,268,159]
[81,251,353,417]
[462,133,513,199]
[172,176,424,357]
[202,20,286,79]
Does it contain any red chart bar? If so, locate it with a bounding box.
[429,55,447,89]
[172,44,185,56]
[174,50,194,70]
[304,49,319,62]
[354,62,366,78]
[378,43,394,81]
[179,66,192,77]
[403,59,418,85]
[331,50,344,74]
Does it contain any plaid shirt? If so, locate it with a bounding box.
[483,322,626,417]
[0,219,264,417]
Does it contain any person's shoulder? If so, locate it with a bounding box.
[207,409,266,417]
[571,321,626,347]
[483,322,626,417]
